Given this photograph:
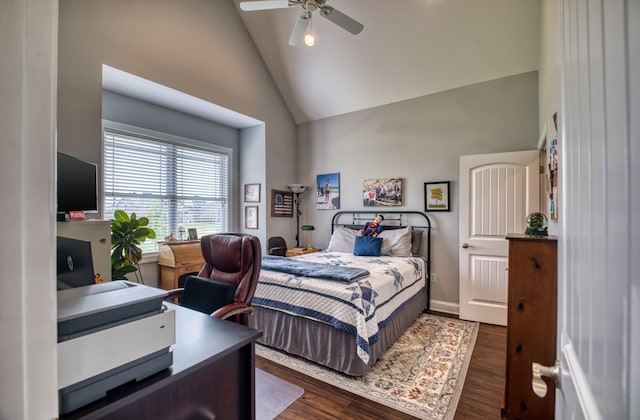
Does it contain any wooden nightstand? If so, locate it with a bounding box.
[285,247,321,257]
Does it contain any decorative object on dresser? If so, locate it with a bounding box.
[524,212,549,237]
[502,234,557,420]
[157,240,204,290]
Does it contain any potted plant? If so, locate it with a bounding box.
[111,210,156,283]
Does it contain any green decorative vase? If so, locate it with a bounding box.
[525,212,548,237]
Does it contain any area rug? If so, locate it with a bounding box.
[255,368,304,420]
[256,314,479,420]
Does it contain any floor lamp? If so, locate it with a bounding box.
[287,184,307,247]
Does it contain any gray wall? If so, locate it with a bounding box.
[297,71,539,310]
[58,0,538,310]
[58,0,298,245]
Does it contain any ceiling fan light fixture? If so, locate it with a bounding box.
[304,31,316,46]
[240,0,363,46]
[303,12,316,46]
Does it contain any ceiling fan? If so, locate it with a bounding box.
[239,0,364,46]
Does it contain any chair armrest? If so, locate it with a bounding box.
[164,288,184,304]
[212,302,255,320]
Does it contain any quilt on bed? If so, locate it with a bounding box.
[254,251,426,364]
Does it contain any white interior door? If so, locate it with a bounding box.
[552,1,637,419]
[459,150,539,325]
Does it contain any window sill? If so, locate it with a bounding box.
[139,252,159,265]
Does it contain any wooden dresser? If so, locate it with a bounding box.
[503,234,557,420]
[157,241,204,290]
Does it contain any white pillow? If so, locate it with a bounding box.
[379,226,412,257]
[326,227,358,253]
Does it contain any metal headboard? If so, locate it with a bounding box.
[331,210,432,312]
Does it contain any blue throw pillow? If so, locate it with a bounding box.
[353,235,383,256]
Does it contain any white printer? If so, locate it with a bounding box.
[57,280,176,414]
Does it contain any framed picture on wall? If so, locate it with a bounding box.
[424,181,450,211]
[245,206,258,229]
[271,189,293,217]
[244,183,261,203]
[316,173,340,210]
[362,178,402,206]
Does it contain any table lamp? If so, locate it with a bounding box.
[301,225,315,250]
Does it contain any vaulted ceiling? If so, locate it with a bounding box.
[233,0,540,124]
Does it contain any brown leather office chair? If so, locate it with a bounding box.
[165,233,262,326]
[267,236,287,257]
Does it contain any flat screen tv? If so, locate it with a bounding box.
[57,152,98,216]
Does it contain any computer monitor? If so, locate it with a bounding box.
[57,237,95,290]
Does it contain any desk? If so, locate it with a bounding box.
[62,303,262,420]
[157,241,205,290]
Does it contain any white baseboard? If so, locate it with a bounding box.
[429,299,459,315]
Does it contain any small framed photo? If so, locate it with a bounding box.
[188,228,198,240]
[245,206,258,229]
[271,189,294,217]
[244,183,261,203]
[424,181,450,212]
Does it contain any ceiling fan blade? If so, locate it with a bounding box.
[239,0,291,12]
[288,12,311,46]
[320,6,364,35]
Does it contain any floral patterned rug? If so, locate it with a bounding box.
[255,314,479,419]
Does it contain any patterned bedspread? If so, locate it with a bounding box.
[253,251,426,364]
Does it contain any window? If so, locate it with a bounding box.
[103,122,230,253]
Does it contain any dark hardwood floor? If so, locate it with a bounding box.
[255,314,507,419]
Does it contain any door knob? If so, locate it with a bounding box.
[532,360,562,397]
[461,243,470,248]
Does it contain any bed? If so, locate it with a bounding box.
[249,211,432,376]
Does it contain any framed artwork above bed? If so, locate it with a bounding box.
[316,172,340,210]
[362,178,402,206]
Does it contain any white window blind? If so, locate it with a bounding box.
[103,126,229,253]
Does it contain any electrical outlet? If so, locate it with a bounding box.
[431,273,438,283]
